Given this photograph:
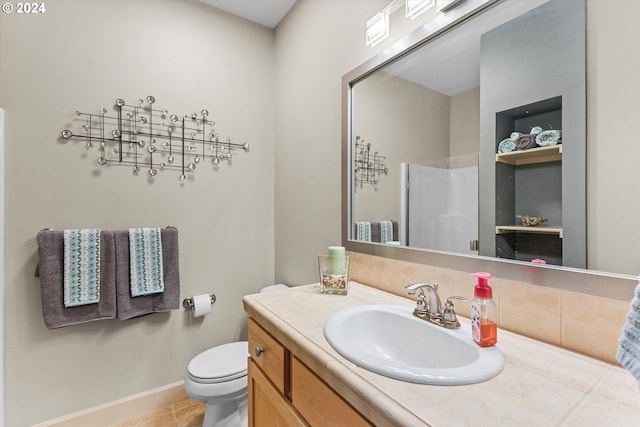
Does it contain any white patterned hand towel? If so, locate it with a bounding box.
[617,280,640,385]
[129,228,164,297]
[63,229,101,307]
[356,221,371,242]
[379,220,394,244]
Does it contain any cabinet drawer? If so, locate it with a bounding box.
[248,318,287,394]
[291,356,372,427]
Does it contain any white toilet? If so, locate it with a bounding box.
[184,284,289,427]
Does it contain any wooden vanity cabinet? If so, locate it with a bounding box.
[248,358,305,427]
[247,318,371,427]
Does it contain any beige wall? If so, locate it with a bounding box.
[352,72,450,224]
[274,0,442,285]
[0,0,275,425]
[586,0,640,274]
[450,87,480,158]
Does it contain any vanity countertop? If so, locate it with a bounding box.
[243,282,640,426]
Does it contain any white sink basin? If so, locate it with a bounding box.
[323,304,504,385]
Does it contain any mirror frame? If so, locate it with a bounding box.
[341,0,636,302]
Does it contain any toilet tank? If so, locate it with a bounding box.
[260,284,288,293]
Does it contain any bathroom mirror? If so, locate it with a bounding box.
[342,0,638,300]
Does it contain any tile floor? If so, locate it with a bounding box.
[113,399,205,427]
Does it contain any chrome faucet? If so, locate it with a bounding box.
[405,282,466,329]
[405,282,442,318]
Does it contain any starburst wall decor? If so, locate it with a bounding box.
[353,135,388,188]
[61,96,249,181]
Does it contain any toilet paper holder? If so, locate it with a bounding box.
[182,293,217,310]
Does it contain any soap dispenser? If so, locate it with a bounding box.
[470,272,497,348]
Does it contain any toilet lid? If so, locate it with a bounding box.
[188,341,248,384]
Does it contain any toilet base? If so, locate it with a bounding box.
[202,394,248,427]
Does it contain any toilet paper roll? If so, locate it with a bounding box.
[192,294,212,317]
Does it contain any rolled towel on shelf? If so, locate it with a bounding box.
[509,132,522,141]
[530,126,543,136]
[497,138,516,153]
[536,129,562,146]
[516,134,538,150]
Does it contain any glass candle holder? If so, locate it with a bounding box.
[318,253,350,295]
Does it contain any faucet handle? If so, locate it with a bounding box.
[415,288,427,313]
[442,296,467,329]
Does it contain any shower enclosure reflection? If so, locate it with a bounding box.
[400,155,478,254]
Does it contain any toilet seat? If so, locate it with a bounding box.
[187,341,248,384]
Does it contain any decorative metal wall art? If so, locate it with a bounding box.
[61,96,249,181]
[353,135,388,188]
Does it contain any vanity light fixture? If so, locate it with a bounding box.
[366,0,463,47]
[365,10,390,47]
[437,0,465,12]
[406,0,435,20]
[365,0,403,47]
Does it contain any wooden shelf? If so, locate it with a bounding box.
[496,144,562,165]
[496,225,563,238]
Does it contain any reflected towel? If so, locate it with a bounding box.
[356,222,371,242]
[129,227,164,296]
[516,134,538,150]
[115,228,180,319]
[498,138,516,153]
[37,229,116,328]
[379,220,394,244]
[617,281,640,385]
[530,126,543,136]
[536,129,562,146]
[63,229,101,307]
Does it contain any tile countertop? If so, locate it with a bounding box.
[243,282,640,427]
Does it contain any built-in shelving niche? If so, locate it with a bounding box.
[495,96,563,264]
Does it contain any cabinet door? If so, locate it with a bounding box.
[291,357,372,427]
[248,318,288,394]
[248,358,308,427]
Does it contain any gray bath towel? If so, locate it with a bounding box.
[37,230,117,328]
[114,228,180,319]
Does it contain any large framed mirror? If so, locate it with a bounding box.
[342,0,637,301]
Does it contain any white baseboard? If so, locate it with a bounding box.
[31,380,188,427]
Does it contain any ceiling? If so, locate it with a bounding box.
[383,0,548,96]
[197,0,297,29]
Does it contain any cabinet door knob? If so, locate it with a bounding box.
[254,347,265,357]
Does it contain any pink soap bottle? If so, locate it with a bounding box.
[470,272,497,348]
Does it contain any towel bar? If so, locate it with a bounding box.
[39,226,177,232]
[182,293,216,310]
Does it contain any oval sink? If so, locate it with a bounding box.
[323,304,504,385]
